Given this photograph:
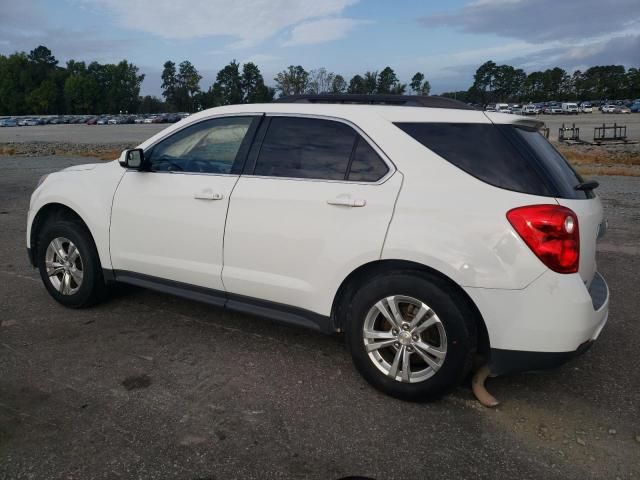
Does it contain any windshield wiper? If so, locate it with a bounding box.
[574,180,599,191]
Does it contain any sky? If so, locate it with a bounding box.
[1,0,639,96]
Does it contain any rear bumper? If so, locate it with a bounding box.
[489,339,595,376]
[465,271,609,375]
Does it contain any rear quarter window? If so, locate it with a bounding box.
[394,122,589,199]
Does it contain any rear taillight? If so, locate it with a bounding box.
[507,205,580,274]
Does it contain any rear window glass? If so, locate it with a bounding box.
[347,138,389,182]
[394,122,588,199]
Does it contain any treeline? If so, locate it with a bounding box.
[3,46,639,115]
[0,45,431,115]
[442,61,640,105]
[158,61,431,112]
[0,46,144,115]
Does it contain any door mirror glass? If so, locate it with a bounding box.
[119,148,144,169]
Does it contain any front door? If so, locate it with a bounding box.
[110,115,259,291]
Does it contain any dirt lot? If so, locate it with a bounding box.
[0,154,639,479]
[540,111,640,142]
[2,112,640,178]
[0,124,167,145]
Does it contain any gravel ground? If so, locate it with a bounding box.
[0,155,639,479]
[537,111,640,142]
[0,124,167,145]
[1,111,639,145]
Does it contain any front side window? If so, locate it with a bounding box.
[147,116,254,173]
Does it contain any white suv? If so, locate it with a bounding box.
[26,95,609,401]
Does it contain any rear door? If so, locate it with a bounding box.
[222,115,402,316]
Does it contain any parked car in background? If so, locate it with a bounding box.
[631,101,640,113]
[579,102,593,113]
[522,104,538,115]
[26,95,609,402]
[0,118,18,127]
[96,118,108,125]
[509,105,523,115]
[601,104,618,113]
[495,103,510,113]
[546,104,563,114]
[618,106,631,114]
[561,103,579,114]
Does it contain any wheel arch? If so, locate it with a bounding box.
[30,203,100,268]
[331,259,490,356]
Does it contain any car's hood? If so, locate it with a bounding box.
[60,163,99,172]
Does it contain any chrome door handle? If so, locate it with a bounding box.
[194,191,224,200]
[327,197,366,207]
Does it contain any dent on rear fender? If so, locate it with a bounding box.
[382,214,546,290]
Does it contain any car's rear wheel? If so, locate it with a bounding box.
[36,219,107,308]
[345,272,476,401]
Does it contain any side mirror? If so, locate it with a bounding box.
[119,148,144,169]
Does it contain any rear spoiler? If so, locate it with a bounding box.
[483,111,544,130]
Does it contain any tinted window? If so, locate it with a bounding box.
[254,117,356,180]
[513,128,590,199]
[395,122,556,196]
[147,116,253,173]
[348,137,389,182]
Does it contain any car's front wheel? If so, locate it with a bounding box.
[36,219,107,308]
[345,272,477,401]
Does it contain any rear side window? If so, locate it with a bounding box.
[347,137,389,182]
[254,117,355,180]
[394,123,588,199]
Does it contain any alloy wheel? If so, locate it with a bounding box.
[45,237,84,295]
[363,295,447,383]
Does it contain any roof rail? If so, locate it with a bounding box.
[274,94,476,110]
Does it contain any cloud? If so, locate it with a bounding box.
[416,0,640,86]
[507,33,640,71]
[282,18,370,46]
[92,0,360,47]
[241,53,280,65]
[0,1,134,63]
[420,0,640,43]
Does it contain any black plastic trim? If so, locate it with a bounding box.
[243,116,271,175]
[112,270,333,333]
[230,115,264,175]
[27,247,35,267]
[102,268,116,284]
[489,341,593,376]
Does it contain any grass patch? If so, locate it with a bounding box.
[53,148,121,161]
[0,146,16,155]
[557,145,640,167]
[575,165,640,177]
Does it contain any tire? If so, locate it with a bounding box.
[36,219,107,308]
[345,271,477,401]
